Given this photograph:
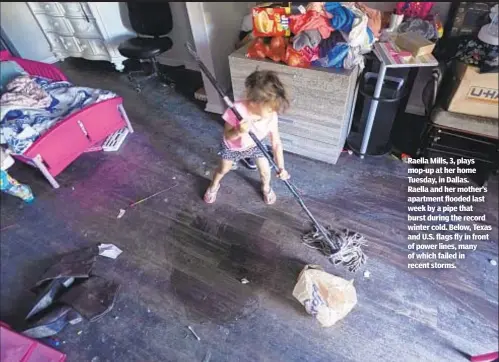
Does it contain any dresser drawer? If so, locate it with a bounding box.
[59,2,94,19]
[67,17,102,39]
[29,2,64,17]
[35,14,73,36]
[46,33,82,55]
[279,117,341,145]
[73,38,111,59]
[229,56,297,101]
[280,133,341,164]
[286,92,351,127]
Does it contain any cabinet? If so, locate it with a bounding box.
[27,2,134,71]
[229,45,360,164]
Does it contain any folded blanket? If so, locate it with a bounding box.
[1,75,52,109]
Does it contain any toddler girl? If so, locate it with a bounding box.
[204,70,290,205]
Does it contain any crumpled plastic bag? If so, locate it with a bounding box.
[292,264,357,327]
[284,46,311,68]
[246,37,288,63]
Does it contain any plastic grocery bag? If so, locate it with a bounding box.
[292,265,357,327]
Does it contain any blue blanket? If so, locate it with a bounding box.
[0,76,117,154]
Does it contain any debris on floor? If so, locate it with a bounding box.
[20,245,121,339]
[0,223,18,232]
[363,270,371,278]
[117,183,178,218]
[292,265,357,327]
[240,278,250,284]
[490,259,497,266]
[187,325,201,341]
[98,243,123,259]
[203,351,212,362]
[117,209,126,219]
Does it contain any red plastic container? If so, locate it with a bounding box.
[0,322,66,362]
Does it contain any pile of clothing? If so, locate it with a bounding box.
[245,2,381,70]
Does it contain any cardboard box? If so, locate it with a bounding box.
[445,62,499,119]
[395,32,435,57]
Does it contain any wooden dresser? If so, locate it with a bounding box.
[27,2,134,71]
[229,45,360,164]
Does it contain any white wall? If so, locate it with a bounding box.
[187,2,255,114]
[0,2,55,63]
[157,2,197,71]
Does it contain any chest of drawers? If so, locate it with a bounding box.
[229,45,360,164]
[27,2,134,71]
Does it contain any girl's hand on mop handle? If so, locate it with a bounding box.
[277,168,290,180]
[238,120,251,134]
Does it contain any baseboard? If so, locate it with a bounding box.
[157,56,199,71]
[204,102,225,115]
[41,55,58,64]
[405,104,425,116]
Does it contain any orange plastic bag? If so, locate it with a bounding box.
[247,37,289,63]
[284,46,311,68]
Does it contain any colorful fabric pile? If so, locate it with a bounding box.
[246,2,381,70]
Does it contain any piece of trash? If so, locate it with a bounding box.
[164,198,168,202]
[117,209,126,219]
[187,325,201,341]
[292,265,357,327]
[147,308,151,313]
[77,330,82,335]
[202,162,206,165]
[240,278,250,284]
[490,259,497,266]
[0,223,18,232]
[204,171,210,176]
[347,150,353,155]
[41,336,61,348]
[71,187,75,191]
[203,351,211,362]
[114,316,119,320]
[98,243,123,259]
[363,271,371,278]
[172,176,176,180]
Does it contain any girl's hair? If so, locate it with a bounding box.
[244,70,290,113]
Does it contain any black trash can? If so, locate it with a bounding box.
[347,72,406,156]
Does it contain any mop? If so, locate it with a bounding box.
[185,43,367,272]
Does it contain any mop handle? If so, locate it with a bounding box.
[185,43,339,251]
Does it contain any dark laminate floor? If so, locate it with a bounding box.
[1,59,497,362]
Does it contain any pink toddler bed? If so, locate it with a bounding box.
[0,50,133,188]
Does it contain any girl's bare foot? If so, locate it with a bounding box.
[204,184,220,204]
[262,187,276,205]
